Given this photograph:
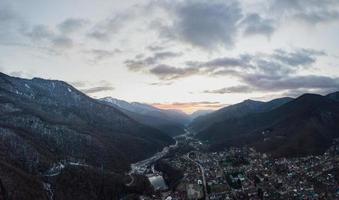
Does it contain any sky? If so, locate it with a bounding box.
[1,0,339,113]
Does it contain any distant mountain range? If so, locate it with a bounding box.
[0,72,174,199]
[189,97,293,133]
[191,92,339,157]
[100,97,211,136]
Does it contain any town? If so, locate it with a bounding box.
[134,135,339,200]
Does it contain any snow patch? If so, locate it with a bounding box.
[24,83,30,89]
[67,87,72,92]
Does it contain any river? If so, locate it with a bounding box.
[129,138,178,174]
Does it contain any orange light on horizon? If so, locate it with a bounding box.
[151,102,226,114]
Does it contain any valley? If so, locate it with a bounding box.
[133,133,339,200]
[0,72,338,200]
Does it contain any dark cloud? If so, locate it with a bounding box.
[155,0,242,50]
[57,18,88,34]
[24,24,75,50]
[149,64,199,80]
[149,52,182,64]
[69,81,88,88]
[87,31,109,41]
[85,49,121,62]
[125,51,182,71]
[70,80,115,94]
[136,47,334,92]
[282,87,339,98]
[87,10,135,42]
[24,25,54,41]
[273,48,325,66]
[204,74,339,95]
[185,48,324,78]
[52,36,73,48]
[126,48,326,81]
[0,3,20,26]
[81,86,115,94]
[204,85,253,94]
[270,0,339,24]
[270,0,338,12]
[187,54,252,69]
[149,82,173,86]
[0,2,26,42]
[147,45,166,52]
[295,10,339,24]
[87,19,120,42]
[241,74,339,92]
[240,13,276,37]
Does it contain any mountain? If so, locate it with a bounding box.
[162,109,191,125]
[196,93,339,157]
[327,91,339,102]
[100,97,190,136]
[189,109,213,119]
[100,97,159,115]
[189,97,293,133]
[0,72,174,199]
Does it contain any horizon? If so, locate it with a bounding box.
[1,0,339,113]
[3,71,338,114]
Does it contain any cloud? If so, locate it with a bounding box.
[80,86,115,94]
[125,51,182,71]
[187,54,252,69]
[57,18,88,34]
[85,48,121,63]
[69,80,114,94]
[87,9,136,42]
[240,13,276,37]
[270,0,339,24]
[52,36,73,48]
[295,10,339,24]
[241,74,339,92]
[147,45,166,52]
[155,0,242,50]
[272,48,325,66]
[126,47,327,82]
[24,25,54,41]
[141,47,334,93]
[204,85,253,94]
[0,2,26,42]
[149,81,173,86]
[204,74,339,95]
[24,24,75,49]
[186,48,324,77]
[149,64,199,80]
[68,81,87,88]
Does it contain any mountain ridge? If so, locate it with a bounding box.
[195,92,339,157]
[189,97,294,133]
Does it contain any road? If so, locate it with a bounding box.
[186,153,209,200]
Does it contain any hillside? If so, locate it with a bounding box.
[189,97,293,133]
[196,93,339,157]
[0,72,174,199]
[100,97,189,136]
